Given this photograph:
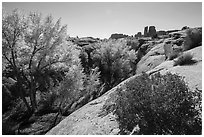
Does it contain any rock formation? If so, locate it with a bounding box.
[136,43,166,74]
[143,26,157,38]
[144,26,148,37]
[46,27,202,135]
[156,30,167,36]
[181,26,189,30]
[46,44,202,135]
[135,32,142,38]
[70,37,99,47]
[148,26,157,37]
[110,33,128,39]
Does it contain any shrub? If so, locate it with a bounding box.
[173,52,195,66]
[112,72,201,135]
[183,28,202,51]
[168,51,180,60]
[83,67,101,99]
[92,39,137,89]
[126,39,140,51]
[36,91,59,115]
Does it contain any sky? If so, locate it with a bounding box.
[2,2,202,39]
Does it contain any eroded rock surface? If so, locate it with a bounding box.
[148,46,202,90]
[136,43,166,74]
[47,29,202,135]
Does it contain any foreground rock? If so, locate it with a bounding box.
[148,46,202,91]
[46,73,142,135]
[47,45,202,135]
[136,42,166,74]
[46,27,202,135]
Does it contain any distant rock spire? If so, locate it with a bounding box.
[144,26,148,37]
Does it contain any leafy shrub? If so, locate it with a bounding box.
[83,67,101,99]
[92,39,137,89]
[126,39,140,51]
[112,72,201,135]
[37,91,59,115]
[183,28,202,51]
[54,56,101,113]
[174,52,195,66]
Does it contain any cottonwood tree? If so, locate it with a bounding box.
[2,9,69,112]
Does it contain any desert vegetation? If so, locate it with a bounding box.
[2,10,101,134]
[2,9,202,135]
[173,52,195,66]
[2,10,138,134]
[104,72,201,135]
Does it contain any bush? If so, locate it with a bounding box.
[126,39,140,51]
[112,72,201,135]
[183,28,202,51]
[83,67,101,99]
[36,91,59,115]
[173,52,195,66]
[168,51,180,60]
[92,39,137,89]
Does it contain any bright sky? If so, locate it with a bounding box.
[2,2,202,39]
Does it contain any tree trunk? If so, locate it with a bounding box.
[16,73,32,113]
[30,75,37,112]
[19,86,32,113]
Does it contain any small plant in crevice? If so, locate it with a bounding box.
[109,72,201,135]
[173,52,196,66]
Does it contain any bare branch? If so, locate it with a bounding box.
[2,53,14,67]
[28,44,37,71]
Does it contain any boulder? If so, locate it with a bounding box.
[182,28,202,51]
[163,37,184,60]
[136,43,166,74]
[164,42,173,60]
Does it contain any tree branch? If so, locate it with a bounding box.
[40,60,66,71]
[2,31,12,48]
[2,53,14,67]
[28,45,37,70]
[21,69,31,87]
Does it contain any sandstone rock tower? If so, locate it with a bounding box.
[148,26,156,37]
[144,26,148,37]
